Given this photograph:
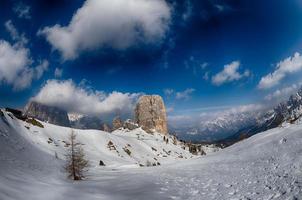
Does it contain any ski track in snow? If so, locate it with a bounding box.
[0,110,302,200]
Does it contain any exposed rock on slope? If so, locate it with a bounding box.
[135,95,168,134]
[101,123,111,132]
[112,117,123,130]
[123,119,139,130]
[24,101,70,127]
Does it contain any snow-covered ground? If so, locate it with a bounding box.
[0,110,302,200]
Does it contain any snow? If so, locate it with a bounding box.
[1,109,302,200]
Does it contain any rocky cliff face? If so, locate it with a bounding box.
[135,95,168,134]
[24,101,70,127]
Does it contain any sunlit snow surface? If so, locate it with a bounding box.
[0,110,301,200]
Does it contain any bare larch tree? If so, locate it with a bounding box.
[65,130,89,180]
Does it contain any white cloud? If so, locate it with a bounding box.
[163,88,174,96]
[32,79,143,116]
[0,40,33,90]
[39,0,171,60]
[212,61,250,86]
[0,21,48,90]
[5,20,28,46]
[13,2,31,19]
[35,60,49,79]
[264,83,302,102]
[203,71,210,80]
[182,0,193,22]
[176,88,195,100]
[54,68,63,78]
[200,62,208,69]
[258,52,302,89]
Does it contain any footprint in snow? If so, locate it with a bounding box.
[279,138,287,144]
[224,184,232,188]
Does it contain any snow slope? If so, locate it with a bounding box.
[1,109,302,200]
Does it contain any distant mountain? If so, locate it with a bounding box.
[69,114,103,130]
[171,111,263,142]
[173,86,302,143]
[24,101,70,127]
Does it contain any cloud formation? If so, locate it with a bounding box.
[212,61,250,86]
[5,20,28,46]
[13,2,31,19]
[0,40,32,90]
[39,0,171,60]
[176,88,195,100]
[264,83,302,102]
[33,79,142,116]
[54,68,63,78]
[0,21,48,90]
[163,88,174,96]
[258,52,302,89]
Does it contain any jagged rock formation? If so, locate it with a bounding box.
[123,119,139,130]
[112,117,123,130]
[101,123,111,132]
[24,101,70,127]
[135,95,168,134]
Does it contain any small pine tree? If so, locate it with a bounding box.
[65,130,89,180]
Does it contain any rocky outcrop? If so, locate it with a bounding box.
[24,101,70,127]
[135,95,168,134]
[112,117,123,130]
[123,119,139,130]
[101,123,111,132]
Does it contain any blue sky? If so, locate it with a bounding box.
[1,0,302,122]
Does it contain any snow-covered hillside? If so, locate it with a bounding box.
[1,109,301,200]
[0,109,196,168]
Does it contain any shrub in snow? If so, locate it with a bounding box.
[65,130,89,181]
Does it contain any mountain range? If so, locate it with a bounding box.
[172,86,302,144]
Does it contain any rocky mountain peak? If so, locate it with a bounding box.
[24,101,70,127]
[135,95,168,134]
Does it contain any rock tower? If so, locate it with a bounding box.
[135,95,168,134]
